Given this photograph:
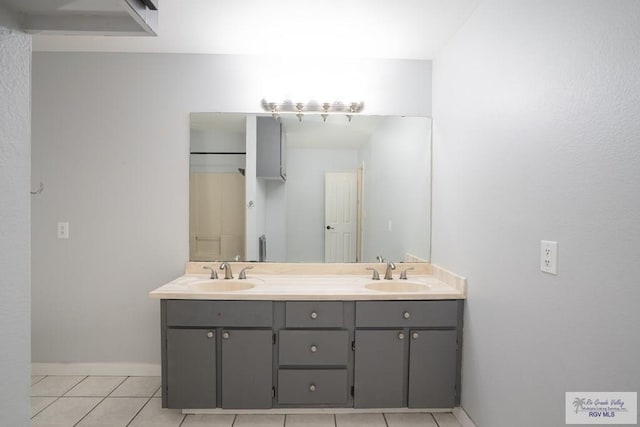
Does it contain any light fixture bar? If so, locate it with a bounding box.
[261,99,364,122]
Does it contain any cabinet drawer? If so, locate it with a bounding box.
[285,302,343,328]
[278,369,348,405]
[166,300,272,327]
[355,301,458,328]
[279,330,349,366]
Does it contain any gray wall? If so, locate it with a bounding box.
[31,53,432,363]
[432,1,640,426]
[0,4,31,425]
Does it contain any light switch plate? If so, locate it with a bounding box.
[541,240,557,274]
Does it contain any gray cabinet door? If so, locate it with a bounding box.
[166,328,216,409]
[221,329,273,409]
[408,330,458,408]
[257,117,284,180]
[353,330,406,408]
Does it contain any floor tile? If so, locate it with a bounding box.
[336,413,386,427]
[286,414,335,427]
[234,414,285,427]
[181,414,236,427]
[31,397,102,426]
[30,397,57,417]
[110,376,161,397]
[76,397,148,426]
[31,375,87,397]
[65,376,126,397]
[128,398,185,427]
[385,412,438,426]
[432,413,462,427]
[154,386,162,397]
[32,375,46,385]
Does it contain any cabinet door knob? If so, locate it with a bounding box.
[412,332,419,340]
[310,345,318,353]
[309,384,316,392]
[398,332,405,340]
[222,332,230,340]
[310,311,318,319]
[206,331,214,339]
[403,311,411,319]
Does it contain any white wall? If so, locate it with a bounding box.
[285,147,359,262]
[432,1,640,426]
[31,52,431,364]
[0,5,31,425]
[358,117,431,262]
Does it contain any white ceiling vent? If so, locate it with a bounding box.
[3,0,158,36]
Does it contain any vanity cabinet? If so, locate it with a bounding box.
[276,301,354,407]
[162,300,273,409]
[353,301,461,408]
[160,299,462,410]
[257,116,287,181]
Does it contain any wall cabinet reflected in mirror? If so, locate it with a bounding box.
[190,113,431,263]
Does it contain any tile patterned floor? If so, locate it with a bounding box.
[30,375,463,427]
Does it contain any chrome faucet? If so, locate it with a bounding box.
[376,255,385,263]
[202,265,218,279]
[219,262,233,279]
[384,262,396,280]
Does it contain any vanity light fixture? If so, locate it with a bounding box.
[261,99,364,122]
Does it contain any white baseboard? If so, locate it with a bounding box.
[453,406,478,427]
[31,363,161,377]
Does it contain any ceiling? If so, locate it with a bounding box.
[30,0,481,60]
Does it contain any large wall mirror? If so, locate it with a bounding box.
[189,113,431,263]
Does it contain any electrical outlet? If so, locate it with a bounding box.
[540,240,557,275]
[57,222,69,239]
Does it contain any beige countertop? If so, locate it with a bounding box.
[149,263,466,301]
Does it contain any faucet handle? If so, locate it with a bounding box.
[376,255,385,263]
[365,267,380,280]
[202,266,218,279]
[238,266,253,280]
[399,267,415,280]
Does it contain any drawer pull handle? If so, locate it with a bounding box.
[222,332,230,340]
[309,384,317,392]
[206,331,214,339]
[310,345,318,353]
[398,332,405,340]
[310,311,318,319]
[412,332,419,340]
[403,311,411,319]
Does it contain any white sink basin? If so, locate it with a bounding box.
[365,280,431,293]
[188,279,260,292]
